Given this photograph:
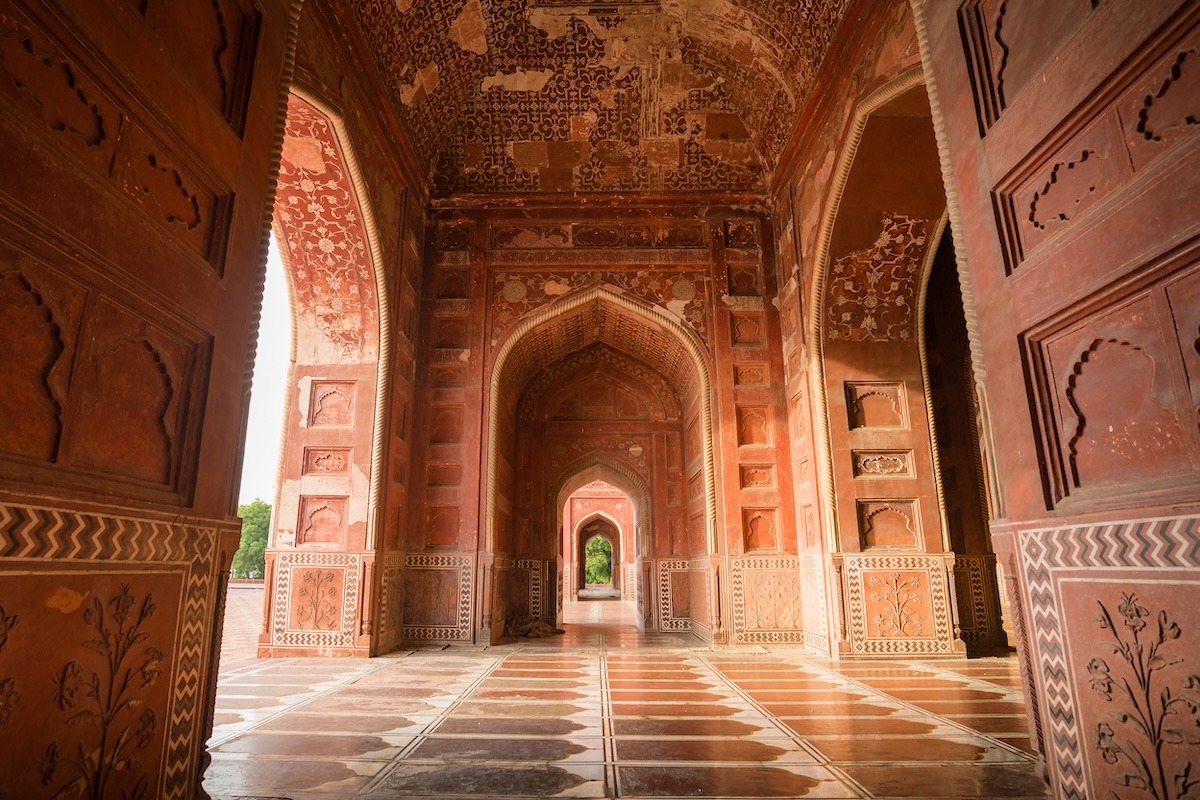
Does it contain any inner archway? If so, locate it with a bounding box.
[257,86,391,657]
[483,286,715,644]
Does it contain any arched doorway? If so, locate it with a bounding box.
[482,286,716,644]
[257,87,391,657]
[578,516,620,594]
[807,71,1005,657]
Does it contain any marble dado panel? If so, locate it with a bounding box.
[0,500,232,800]
[401,553,474,643]
[840,552,958,657]
[657,559,690,632]
[1009,515,1200,800]
[269,551,362,649]
[730,556,804,645]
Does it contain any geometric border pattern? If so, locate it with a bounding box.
[0,500,227,800]
[842,552,955,656]
[730,555,805,644]
[402,552,473,642]
[1014,515,1200,800]
[269,550,363,648]
[657,559,690,631]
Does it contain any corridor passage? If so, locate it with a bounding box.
[205,587,1049,800]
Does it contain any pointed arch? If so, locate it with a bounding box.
[485,285,717,555]
[270,81,392,550]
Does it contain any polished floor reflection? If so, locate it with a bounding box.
[205,587,1048,799]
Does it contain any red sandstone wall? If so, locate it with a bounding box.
[259,0,427,657]
[0,0,292,793]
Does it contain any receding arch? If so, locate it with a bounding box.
[485,285,717,556]
[552,456,651,561]
[260,83,393,657]
[805,66,926,551]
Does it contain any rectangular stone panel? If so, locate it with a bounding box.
[296,496,348,546]
[852,450,913,478]
[845,382,907,429]
[856,499,921,549]
[309,381,355,427]
[738,464,775,489]
[302,447,352,475]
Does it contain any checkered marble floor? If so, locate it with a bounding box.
[205,588,1048,799]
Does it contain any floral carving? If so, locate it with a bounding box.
[275,95,378,362]
[868,572,925,636]
[39,584,162,800]
[296,569,341,631]
[0,600,19,727]
[1087,593,1200,800]
[827,214,930,342]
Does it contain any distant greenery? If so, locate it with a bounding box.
[584,535,613,585]
[232,499,271,579]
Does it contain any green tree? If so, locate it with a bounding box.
[232,499,271,579]
[584,535,612,585]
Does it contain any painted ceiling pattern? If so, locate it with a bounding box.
[275,95,379,363]
[350,0,852,194]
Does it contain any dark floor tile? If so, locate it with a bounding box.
[470,688,589,701]
[778,716,938,736]
[943,715,1034,734]
[612,718,764,737]
[760,702,898,717]
[454,701,590,717]
[433,717,587,736]
[616,738,789,762]
[256,712,417,734]
[909,699,1028,715]
[213,732,399,758]
[368,764,588,796]
[618,766,822,797]
[610,702,740,717]
[808,737,989,762]
[204,758,372,795]
[842,764,1049,797]
[408,737,589,761]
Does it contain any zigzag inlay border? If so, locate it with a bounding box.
[1016,515,1200,800]
[0,500,222,800]
[658,559,690,631]
[402,552,473,641]
[842,552,955,656]
[730,556,803,644]
[270,551,362,647]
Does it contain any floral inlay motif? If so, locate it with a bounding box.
[827,214,931,342]
[1087,593,1199,800]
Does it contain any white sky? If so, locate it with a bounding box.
[238,240,291,506]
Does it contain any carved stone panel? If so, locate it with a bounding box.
[309,381,355,427]
[827,214,931,341]
[287,567,346,631]
[731,557,804,644]
[0,571,182,800]
[297,496,347,547]
[846,382,907,429]
[852,450,913,478]
[730,311,764,345]
[736,406,771,446]
[857,499,920,549]
[742,508,777,552]
[302,447,352,475]
[842,553,955,656]
[739,464,775,489]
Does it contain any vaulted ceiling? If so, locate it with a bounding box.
[349,0,853,195]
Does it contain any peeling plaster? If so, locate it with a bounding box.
[482,69,555,92]
[399,63,440,106]
[449,0,489,55]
